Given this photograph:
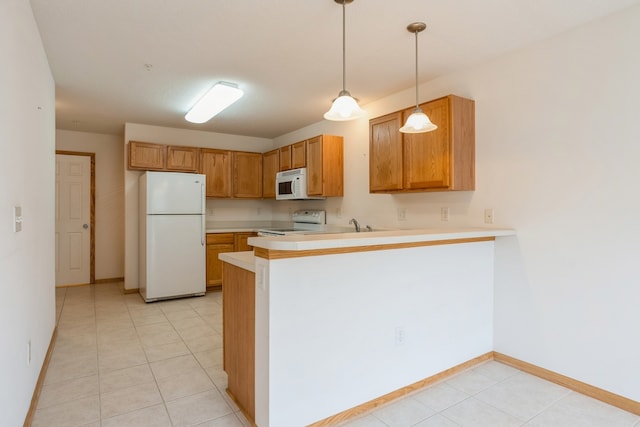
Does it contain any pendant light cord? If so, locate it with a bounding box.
[414,30,419,108]
[342,0,347,93]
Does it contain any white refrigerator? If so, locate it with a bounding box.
[139,171,206,302]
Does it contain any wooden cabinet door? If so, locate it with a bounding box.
[206,233,234,286]
[200,149,232,198]
[222,262,255,422]
[306,135,344,197]
[369,112,404,192]
[262,149,279,198]
[403,97,451,190]
[279,145,292,171]
[291,141,306,169]
[233,152,262,198]
[306,136,323,196]
[128,141,166,170]
[166,146,199,172]
[234,232,257,252]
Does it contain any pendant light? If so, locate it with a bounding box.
[400,22,437,133]
[324,0,365,121]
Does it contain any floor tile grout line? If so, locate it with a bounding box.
[91,285,104,426]
[464,363,578,425]
[125,291,176,426]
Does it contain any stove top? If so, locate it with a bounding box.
[258,210,326,236]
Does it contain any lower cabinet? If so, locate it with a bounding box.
[206,234,234,287]
[222,262,255,423]
[234,232,258,252]
[206,232,258,287]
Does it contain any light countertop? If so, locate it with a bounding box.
[218,251,256,272]
[205,221,290,233]
[248,227,516,251]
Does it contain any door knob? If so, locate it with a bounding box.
[83,223,89,229]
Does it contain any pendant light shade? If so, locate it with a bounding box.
[324,0,364,121]
[400,22,437,134]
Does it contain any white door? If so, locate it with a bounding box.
[55,154,91,286]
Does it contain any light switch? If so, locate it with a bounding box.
[14,206,23,232]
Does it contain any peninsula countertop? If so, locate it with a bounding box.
[247,227,515,252]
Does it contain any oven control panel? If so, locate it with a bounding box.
[292,210,326,225]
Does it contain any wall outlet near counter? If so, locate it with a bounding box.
[441,207,450,222]
[335,207,342,218]
[394,326,406,346]
[397,208,407,221]
[484,208,494,224]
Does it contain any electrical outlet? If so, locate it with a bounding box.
[397,208,407,221]
[484,208,494,224]
[394,326,406,346]
[256,207,261,216]
[441,207,450,222]
[335,208,342,218]
[206,208,215,216]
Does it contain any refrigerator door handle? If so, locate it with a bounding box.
[201,182,205,246]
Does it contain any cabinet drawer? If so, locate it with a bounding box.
[206,233,234,244]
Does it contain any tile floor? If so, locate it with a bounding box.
[35,283,639,427]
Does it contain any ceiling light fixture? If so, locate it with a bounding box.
[400,22,437,133]
[185,82,243,124]
[324,0,364,121]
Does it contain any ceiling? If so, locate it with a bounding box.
[30,0,640,139]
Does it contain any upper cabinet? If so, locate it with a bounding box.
[199,149,232,198]
[233,151,262,198]
[262,149,279,199]
[369,112,404,192]
[199,149,262,199]
[166,146,199,172]
[127,133,344,199]
[275,135,344,197]
[128,141,199,172]
[306,135,344,197]
[128,141,166,170]
[279,145,291,171]
[370,95,475,193]
[291,141,306,169]
[278,140,307,171]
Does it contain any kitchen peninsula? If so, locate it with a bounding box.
[220,227,515,427]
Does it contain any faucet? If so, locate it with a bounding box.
[349,218,361,232]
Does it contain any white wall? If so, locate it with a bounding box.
[273,5,640,402]
[0,1,56,425]
[123,123,273,290]
[56,130,125,281]
[255,241,495,426]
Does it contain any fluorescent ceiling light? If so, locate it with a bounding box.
[185,82,243,124]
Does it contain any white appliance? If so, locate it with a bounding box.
[139,172,206,302]
[275,167,324,200]
[258,210,326,236]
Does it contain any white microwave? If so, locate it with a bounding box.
[276,167,323,200]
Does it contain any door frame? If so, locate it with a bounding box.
[56,150,96,284]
